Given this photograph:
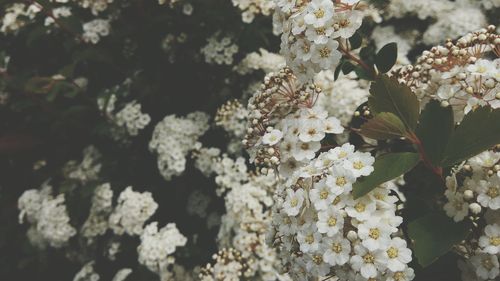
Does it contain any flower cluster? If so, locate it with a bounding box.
[235,48,285,75]
[149,112,210,180]
[0,3,40,34]
[108,186,158,236]
[199,248,254,281]
[81,183,114,241]
[77,0,114,15]
[200,34,239,65]
[243,68,325,169]
[273,0,364,81]
[18,184,77,248]
[63,145,102,184]
[394,26,500,121]
[114,101,151,136]
[137,222,187,274]
[82,19,111,44]
[231,0,274,23]
[215,99,249,138]
[442,149,500,281]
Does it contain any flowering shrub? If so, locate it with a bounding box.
[1,0,500,281]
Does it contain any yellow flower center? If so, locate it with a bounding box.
[393,272,405,281]
[338,151,347,158]
[314,9,325,18]
[353,161,364,170]
[487,186,499,198]
[315,27,326,35]
[328,217,337,226]
[490,236,500,246]
[320,190,329,199]
[363,253,375,264]
[369,228,380,239]
[336,176,347,186]
[482,257,494,270]
[319,47,331,58]
[355,202,366,212]
[387,247,399,259]
[305,234,315,244]
[332,242,342,253]
[290,198,298,207]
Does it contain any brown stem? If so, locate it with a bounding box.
[338,43,376,79]
[407,132,444,181]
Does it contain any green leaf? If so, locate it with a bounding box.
[334,60,344,80]
[352,152,420,199]
[375,42,397,73]
[360,112,409,140]
[441,107,500,167]
[408,212,469,267]
[368,75,419,130]
[342,61,355,75]
[349,32,362,50]
[58,16,83,34]
[416,100,454,166]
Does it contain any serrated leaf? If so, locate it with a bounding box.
[368,75,419,130]
[441,107,500,167]
[352,152,420,199]
[375,42,397,73]
[408,212,469,267]
[360,112,409,140]
[416,100,454,166]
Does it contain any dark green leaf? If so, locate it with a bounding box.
[352,152,420,198]
[58,16,83,34]
[416,100,454,166]
[349,32,362,50]
[334,60,344,80]
[408,212,469,267]
[441,107,500,167]
[360,112,409,140]
[342,61,355,75]
[26,26,48,46]
[368,75,419,130]
[375,42,397,73]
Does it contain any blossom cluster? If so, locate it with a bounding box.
[235,48,285,75]
[394,26,500,121]
[18,183,77,248]
[231,0,274,23]
[81,183,114,241]
[442,149,500,281]
[137,222,187,275]
[149,112,210,180]
[108,186,158,236]
[200,34,239,65]
[63,145,102,184]
[273,0,363,81]
[82,19,111,44]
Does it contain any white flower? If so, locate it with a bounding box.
[298,119,326,142]
[344,151,375,177]
[316,207,344,236]
[350,244,382,279]
[377,237,412,272]
[324,117,344,134]
[476,176,500,210]
[328,143,355,160]
[345,196,377,221]
[322,235,351,266]
[303,0,334,28]
[305,24,334,45]
[325,166,356,195]
[358,219,392,251]
[309,178,336,210]
[470,253,500,280]
[305,253,331,277]
[443,190,469,222]
[262,129,283,145]
[291,141,321,161]
[467,59,497,77]
[297,223,322,253]
[478,224,500,255]
[283,188,305,216]
[386,267,415,281]
[310,39,341,70]
[331,10,363,39]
